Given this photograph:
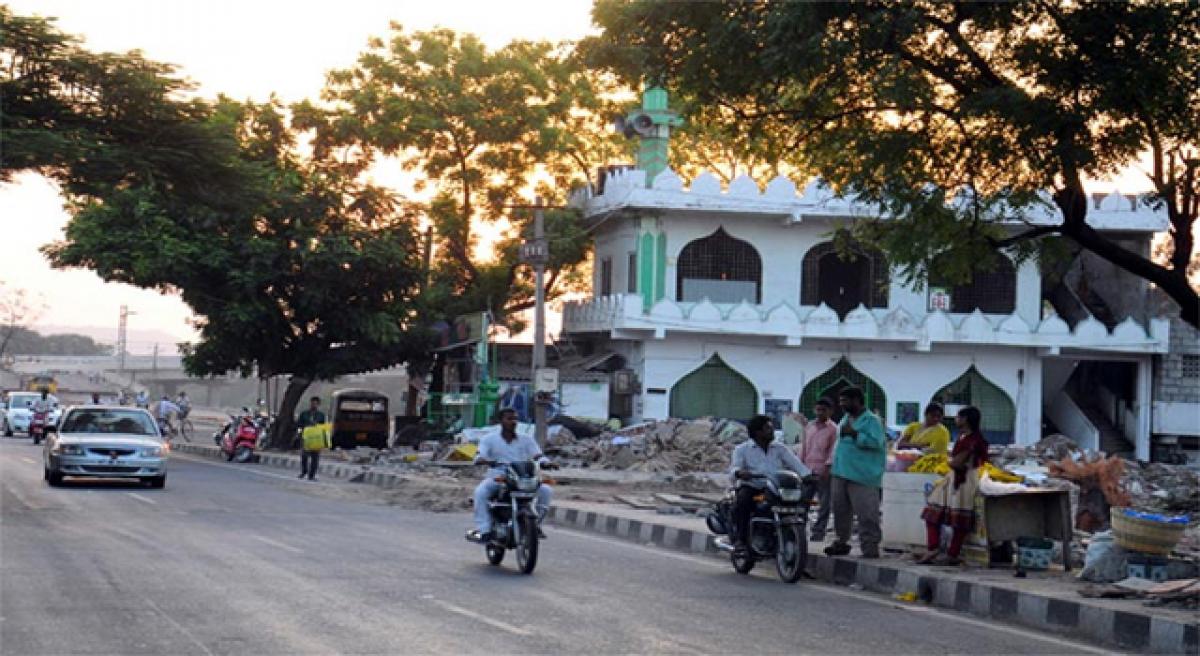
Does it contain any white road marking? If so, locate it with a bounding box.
[252,535,303,554]
[426,598,532,636]
[19,457,36,464]
[555,529,1110,655]
[127,493,158,506]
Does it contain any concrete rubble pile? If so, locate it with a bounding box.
[546,417,747,475]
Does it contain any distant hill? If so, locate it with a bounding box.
[3,327,113,356]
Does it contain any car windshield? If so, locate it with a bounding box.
[59,409,158,435]
[9,394,42,409]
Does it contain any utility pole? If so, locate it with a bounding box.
[117,305,135,373]
[519,197,552,448]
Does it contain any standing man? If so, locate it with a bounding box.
[825,387,887,559]
[729,415,811,551]
[135,390,149,409]
[296,396,327,480]
[796,398,838,541]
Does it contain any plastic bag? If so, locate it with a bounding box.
[1078,531,1129,583]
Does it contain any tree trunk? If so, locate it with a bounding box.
[269,376,312,450]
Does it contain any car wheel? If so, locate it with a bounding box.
[47,470,64,486]
[146,475,166,489]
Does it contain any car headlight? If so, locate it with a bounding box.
[53,444,84,455]
[141,446,164,457]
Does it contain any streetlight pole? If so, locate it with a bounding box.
[532,198,548,449]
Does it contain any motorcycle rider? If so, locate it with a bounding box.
[729,415,811,551]
[31,388,52,416]
[467,408,553,543]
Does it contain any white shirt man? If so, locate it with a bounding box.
[155,397,181,421]
[470,410,552,540]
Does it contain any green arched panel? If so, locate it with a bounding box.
[799,358,887,423]
[638,232,655,311]
[654,231,667,303]
[669,354,758,420]
[931,366,1015,444]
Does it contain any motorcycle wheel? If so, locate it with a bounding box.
[485,544,505,566]
[234,446,253,463]
[515,515,539,574]
[731,548,755,575]
[775,523,807,584]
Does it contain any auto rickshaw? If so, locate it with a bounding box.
[330,389,389,449]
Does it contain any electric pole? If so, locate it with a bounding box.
[519,197,551,448]
[117,305,134,373]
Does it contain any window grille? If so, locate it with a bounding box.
[931,366,1016,445]
[798,357,888,423]
[600,257,612,296]
[677,228,762,304]
[800,241,889,319]
[627,252,638,293]
[930,255,1017,314]
[669,354,758,420]
[1182,354,1200,379]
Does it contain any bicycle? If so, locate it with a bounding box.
[177,416,194,442]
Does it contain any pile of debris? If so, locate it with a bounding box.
[546,417,747,475]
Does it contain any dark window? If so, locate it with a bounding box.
[677,228,762,304]
[930,255,1017,314]
[801,241,889,319]
[600,257,613,296]
[627,252,638,293]
[1182,354,1200,379]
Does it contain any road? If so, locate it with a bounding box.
[1,438,1105,655]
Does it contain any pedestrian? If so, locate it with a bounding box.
[90,392,101,405]
[825,387,887,559]
[135,390,149,409]
[895,402,950,454]
[296,396,327,480]
[917,406,989,565]
[796,397,838,541]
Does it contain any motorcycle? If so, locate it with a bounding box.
[466,461,549,574]
[219,411,259,463]
[30,411,48,445]
[708,471,810,583]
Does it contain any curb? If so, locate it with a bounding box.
[173,443,1196,654]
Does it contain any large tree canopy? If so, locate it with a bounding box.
[586,0,1200,327]
[293,25,631,329]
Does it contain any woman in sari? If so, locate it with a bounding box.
[917,406,989,565]
[895,402,950,455]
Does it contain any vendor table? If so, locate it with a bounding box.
[980,488,1073,571]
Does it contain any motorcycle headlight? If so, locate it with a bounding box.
[517,477,540,492]
[779,489,803,502]
[141,446,164,457]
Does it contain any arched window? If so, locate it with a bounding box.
[801,241,889,319]
[677,228,762,304]
[930,255,1017,314]
[799,357,887,423]
[670,354,758,420]
[931,366,1015,444]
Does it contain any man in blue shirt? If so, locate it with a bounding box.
[825,386,887,559]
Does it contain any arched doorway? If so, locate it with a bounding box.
[931,366,1016,444]
[799,358,887,423]
[801,241,889,319]
[669,354,758,420]
[677,228,762,304]
[930,253,1017,314]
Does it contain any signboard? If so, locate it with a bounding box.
[928,287,952,312]
[534,367,559,393]
[442,393,478,406]
[519,238,549,266]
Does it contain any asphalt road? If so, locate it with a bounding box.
[1,438,1107,655]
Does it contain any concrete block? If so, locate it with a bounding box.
[933,577,957,608]
[1016,594,1048,629]
[615,518,630,538]
[1078,604,1113,642]
[970,583,991,616]
[894,568,921,595]
[661,527,678,548]
[1149,617,1185,655]
[638,521,654,543]
[689,530,708,553]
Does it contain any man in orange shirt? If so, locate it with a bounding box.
[797,397,838,540]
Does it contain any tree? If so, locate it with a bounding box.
[42,98,433,447]
[587,0,1200,327]
[292,25,629,329]
[2,327,112,356]
[0,282,43,365]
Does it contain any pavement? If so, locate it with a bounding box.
[0,437,1126,656]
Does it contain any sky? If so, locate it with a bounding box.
[0,0,597,351]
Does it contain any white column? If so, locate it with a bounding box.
[1018,350,1043,446]
[1136,356,1153,461]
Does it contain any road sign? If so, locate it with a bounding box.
[534,367,559,393]
[520,238,549,266]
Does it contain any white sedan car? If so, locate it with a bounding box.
[2,392,62,436]
[43,406,168,488]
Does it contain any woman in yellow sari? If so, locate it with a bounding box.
[895,403,950,454]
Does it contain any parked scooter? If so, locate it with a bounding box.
[466,461,553,574]
[218,409,259,462]
[708,471,810,583]
[29,411,48,445]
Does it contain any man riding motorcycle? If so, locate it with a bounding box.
[467,408,553,543]
[729,415,811,551]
